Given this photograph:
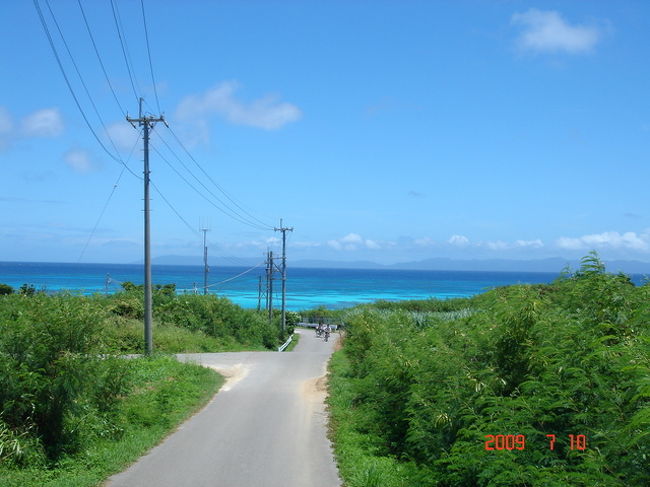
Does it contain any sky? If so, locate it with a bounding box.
[1,0,650,265]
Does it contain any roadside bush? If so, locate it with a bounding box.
[0,283,13,295]
[0,295,129,462]
[333,253,649,486]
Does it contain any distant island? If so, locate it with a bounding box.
[142,255,650,275]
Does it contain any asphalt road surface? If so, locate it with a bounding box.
[106,329,341,487]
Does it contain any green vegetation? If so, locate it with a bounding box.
[0,355,221,487]
[0,285,286,485]
[284,332,300,352]
[328,253,649,486]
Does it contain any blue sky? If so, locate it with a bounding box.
[1,0,649,264]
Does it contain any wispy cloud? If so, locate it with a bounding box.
[176,81,301,131]
[556,231,648,251]
[511,9,602,54]
[0,106,65,150]
[63,149,96,173]
[448,235,470,246]
[515,239,544,248]
[328,233,382,251]
[21,108,64,137]
[414,237,435,247]
[106,121,141,152]
[231,236,281,250]
[291,241,322,249]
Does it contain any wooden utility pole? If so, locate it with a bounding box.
[257,275,262,312]
[126,98,166,355]
[274,219,293,334]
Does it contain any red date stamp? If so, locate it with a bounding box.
[484,434,587,451]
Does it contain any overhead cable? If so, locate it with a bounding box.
[166,125,275,229]
[78,129,143,262]
[44,0,137,175]
[109,0,141,103]
[150,179,200,236]
[32,0,140,179]
[76,0,126,116]
[140,0,161,113]
[150,140,270,230]
[151,131,271,229]
[206,262,265,288]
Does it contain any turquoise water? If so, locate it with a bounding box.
[1,261,635,311]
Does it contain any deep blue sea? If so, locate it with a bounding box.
[1,261,643,311]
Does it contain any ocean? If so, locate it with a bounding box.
[1,261,642,311]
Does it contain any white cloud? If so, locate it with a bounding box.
[365,239,381,250]
[414,237,435,247]
[22,108,64,137]
[63,149,95,173]
[291,241,321,248]
[448,235,470,246]
[265,236,280,245]
[511,9,601,54]
[481,238,544,250]
[176,81,302,130]
[328,233,381,251]
[556,231,649,251]
[106,122,140,152]
[485,240,509,251]
[515,239,544,248]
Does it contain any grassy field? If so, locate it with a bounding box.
[327,253,650,486]
[0,356,223,487]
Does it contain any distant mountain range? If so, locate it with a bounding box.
[146,255,650,274]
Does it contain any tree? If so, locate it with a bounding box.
[19,284,36,296]
[0,283,14,295]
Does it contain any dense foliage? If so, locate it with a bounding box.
[0,354,220,487]
[0,287,283,472]
[330,253,649,486]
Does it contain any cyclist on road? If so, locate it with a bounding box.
[324,323,331,342]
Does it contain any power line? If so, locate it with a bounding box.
[166,125,274,230]
[150,179,199,236]
[76,0,126,116]
[32,0,140,180]
[78,129,143,262]
[206,261,264,288]
[44,0,134,172]
[153,131,271,229]
[150,135,271,230]
[110,0,141,103]
[140,0,161,114]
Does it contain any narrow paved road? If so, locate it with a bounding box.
[107,329,340,487]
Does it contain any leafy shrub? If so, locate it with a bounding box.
[0,295,129,461]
